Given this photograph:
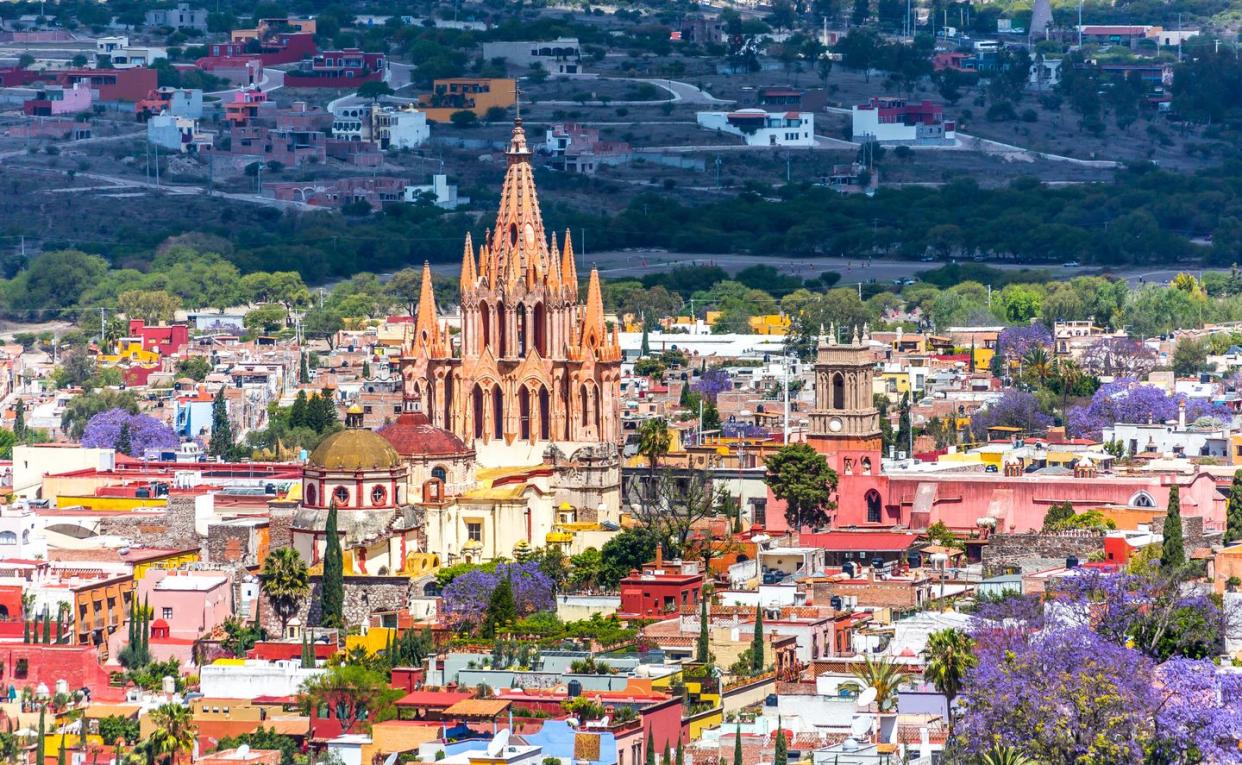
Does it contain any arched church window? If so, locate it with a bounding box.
[431,466,447,482]
[306,484,318,507]
[866,490,882,524]
[371,485,387,506]
[333,486,349,506]
[832,373,845,409]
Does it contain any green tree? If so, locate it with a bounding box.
[97,715,140,746]
[661,743,670,765]
[1042,501,1075,531]
[751,605,765,673]
[208,387,233,458]
[357,80,394,100]
[298,664,401,734]
[922,628,976,745]
[637,417,671,473]
[320,504,344,628]
[117,290,182,324]
[773,724,787,765]
[733,724,742,765]
[896,391,912,454]
[850,655,908,712]
[147,703,196,765]
[696,587,710,664]
[646,731,656,765]
[36,707,45,765]
[299,353,311,384]
[13,398,25,441]
[1227,470,1242,545]
[1161,485,1185,570]
[764,443,838,530]
[1171,338,1209,377]
[260,547,310,637]
[482,573,518,639]
[243,304,287,335]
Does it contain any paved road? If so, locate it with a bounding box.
[74,171,327,212]
[205,68,285,98]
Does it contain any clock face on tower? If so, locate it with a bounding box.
[828,417,844,432]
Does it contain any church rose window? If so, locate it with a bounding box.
[333,486,349,505]
[371,485,387,506]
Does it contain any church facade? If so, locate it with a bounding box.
[399,118,623,466]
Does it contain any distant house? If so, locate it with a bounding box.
[932,51,977,72]
[418,77,515,123]
[481,38,583,75]
[851,97,955,144]
[22,82,91,116]
[543,122,631,174]
[330,96,429,149]
[283,49,386,88]
[402,174,467,209]
[696,108,815,147]
[145,3,209,31]
[147,112,213,153]
[136,86,203,121]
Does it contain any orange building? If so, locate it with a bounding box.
[73,573,134,647]
[418,78,515,122]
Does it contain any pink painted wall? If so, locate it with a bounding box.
[139,570,234,640]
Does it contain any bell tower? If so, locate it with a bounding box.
[809,324,882,446]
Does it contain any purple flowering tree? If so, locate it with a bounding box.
[442,561,555,627]
[1081,336,1158,378]
[968,389,1052,440]
[1066,378,1232,438]
[81,408,179,456]
[693,368,732,403]
[996,324,1052,363]
[1151,659,1242,763]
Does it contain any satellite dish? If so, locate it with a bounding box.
[486,730,511,757]
[236,746,250,758]
[849,715,872,739]
[856,686,878,707]
[382,753,398,765]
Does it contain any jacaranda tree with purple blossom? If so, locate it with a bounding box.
[1066,378,1232,439]
[996,324,1052,364]
[959,566,1242,762]
[442,561,555,629]
[694,368,732,403]
[81,408,179,457]
[969,389,1052,440]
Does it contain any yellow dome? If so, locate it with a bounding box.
[308,428,402,471]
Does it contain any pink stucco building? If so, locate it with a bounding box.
[139,570,233,641]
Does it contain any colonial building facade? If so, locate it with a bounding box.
[400,118,623,462]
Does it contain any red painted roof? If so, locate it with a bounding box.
[800,531,921,551]
[396,690,473,707]
[377,412,471,457]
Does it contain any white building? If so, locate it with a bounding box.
[481,38,583,75]
[330,98,429,150]
[147,112,212,153]
[403,174,466,209]
[199,659,324,699]
[145,3,209,31]
[851,97,955,144]
[696,109,815,147]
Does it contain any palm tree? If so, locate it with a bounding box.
[922,628,977,746]
[1053,358,1083,423]
[259,548,309,638]
[637,417,672,473]
[146,704,195,765]
[975,745,1040,765]
[1022,346,1052,388]
[849,655,909,712]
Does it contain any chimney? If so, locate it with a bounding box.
[655,545,663,568]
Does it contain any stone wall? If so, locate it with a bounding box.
[97,495,198,548]
[982,531,1105,576]
[206,522,262,567]
[259,574,412,634]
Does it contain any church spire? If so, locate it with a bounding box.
[561,229,578,299]
[547,231,562,290]
[460,233,477,293]
[582,267,605,347]
[413,261,439,349]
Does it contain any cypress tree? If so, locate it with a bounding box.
[661,743,670,765]
[321,503,344,628]
[14,398,25,440]
[733,724,742,765]
[1226,470,1242,545]
[773,726,787,765]
[675,740,683,765]
[56,735,65,765]
[41,608,50,644]
[751,605,764,674]
[640,316,651,357]
[896,391,911,455]
[1162,485,1186,570]
[299,353,310,384]
[645,731,655,765]
[209,387,233,458]
[482,573,517,639]
[696,587,709,664]
[290,391,309,429]
[968,340,976,372]
[362,361,371,379]
[139,597,150,662]
[114,422,132,457]
[79,709,87,750]
[36,707,45,765]
[22,619,28,643]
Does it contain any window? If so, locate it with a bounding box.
[162,608,173,620]
[14,659,27,679]
[431,466,447,482]
[371,485,387,506]
[306,483,318,507]
[467,522,482,543]
[333,486,350,505]
[0,532,15,545]
[866,490,883,524]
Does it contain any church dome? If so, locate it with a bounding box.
[378,411,472,458]
[308,428,402,471]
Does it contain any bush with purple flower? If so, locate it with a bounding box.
[1066,377,1232,438]
[81,408,179,456]
[442,561,555,627]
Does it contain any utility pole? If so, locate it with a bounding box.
[99,307,106,347]
[153,140,160,187]
[782,353,790,443]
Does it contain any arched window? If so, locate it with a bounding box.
[1131,491,1156,508]
[519,386,531,440]
[533,303,547,355]
[861,457,872,475]
[866,490,882,524]
[832,373,845,409]
[0,532,16,545]
[580,384,590,426]
[21,530,29,544]
[517,310,527,356]
[442,375,453,431]
[306,483,318,507]
[472,386,485,439]
[480,303,491,351]
[493,387,504,440]
[497,300,507,356]
[539,386,551,440]
[371,485,387,506]
[333,486,349,506]
[431,466,447,482]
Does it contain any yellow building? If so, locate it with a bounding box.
[747,314,790,336]
[99,340,160,366]
[128,548,201,580]
[419,78,515,122]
